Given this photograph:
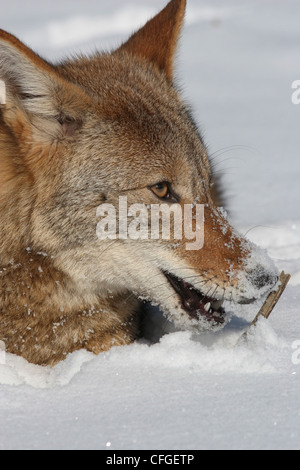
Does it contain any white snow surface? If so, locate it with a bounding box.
[1,0,300,450]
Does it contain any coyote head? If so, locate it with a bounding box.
[0,0,278,337]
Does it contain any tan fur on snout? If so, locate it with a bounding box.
[0,0,275,365]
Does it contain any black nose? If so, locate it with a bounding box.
[247,266,278,290]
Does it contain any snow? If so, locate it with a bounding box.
[1,0,300,450]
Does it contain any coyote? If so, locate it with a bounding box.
[0,0,277,365]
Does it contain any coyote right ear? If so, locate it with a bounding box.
[0,30,88,143]
[117,0,186,81]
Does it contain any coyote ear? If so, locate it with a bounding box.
[0,30,87,141]
[117,0,186,81]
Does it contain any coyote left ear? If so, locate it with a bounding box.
[117,0,186,81]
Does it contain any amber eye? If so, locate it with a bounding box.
[150,182,169,199]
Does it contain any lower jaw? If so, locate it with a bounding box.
[163,271,226,327]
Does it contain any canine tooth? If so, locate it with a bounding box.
[204,302,211,312]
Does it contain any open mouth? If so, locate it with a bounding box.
[164,271,226,325]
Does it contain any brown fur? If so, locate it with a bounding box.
[0,0,276,365]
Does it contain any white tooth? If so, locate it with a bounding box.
[204,302,211,312]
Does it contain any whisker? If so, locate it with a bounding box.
[243,224,277,238]
[209,144,257,162]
